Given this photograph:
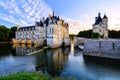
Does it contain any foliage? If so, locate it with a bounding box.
[91,33,99,38]
[77,29,92,38]
[77,29,120,38]
[108,30,120,38]
[0,25,17,41]
[69,34,77,41]
[0,25,9,41]
[9,26,17,40]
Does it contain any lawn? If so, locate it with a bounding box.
[0,72,76,80]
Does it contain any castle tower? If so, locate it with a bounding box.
[93,12,108,38]
[102,14,108,27]
[102,14,108,38]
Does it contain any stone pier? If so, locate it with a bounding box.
[83,39,120,59]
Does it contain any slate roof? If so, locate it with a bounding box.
[93,13,108,26]
[18,26,35,31]
[17,12,68,30]
[103,14,108,19]
[40,15,60,26]
[94,16,102,25]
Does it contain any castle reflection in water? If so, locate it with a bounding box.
[35,48,70,76]
[12,44,37,55]
[12,44,70,76]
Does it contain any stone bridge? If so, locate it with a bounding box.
[74,37,87,47]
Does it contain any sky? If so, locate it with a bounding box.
[0,0,120,34]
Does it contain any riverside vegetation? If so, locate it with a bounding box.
[0,25,17,42]
[77,29,120,38]
[0,72,77,80]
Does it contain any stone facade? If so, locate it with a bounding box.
[15,23,45,45]
[93,13,108,38]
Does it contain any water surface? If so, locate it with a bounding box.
[0,44,120,80]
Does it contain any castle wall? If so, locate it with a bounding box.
[84,39,120,59]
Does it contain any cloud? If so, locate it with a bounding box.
[0,0,52,27]
[59,16,85,34]
[117,18,120,20]
[85,14,89,18]
[109,17,120,30]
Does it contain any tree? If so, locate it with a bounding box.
[0,31,5,41]
[69,34,77,41]
[108,30,120,38]
[77,29,120,39]
[77,29,92,38]
[0,25,17,41]
[9,26,17,40]
[91,33,99,38]
[0,25,10,41]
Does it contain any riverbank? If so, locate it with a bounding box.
[0,41,11,45]
[0,72,75,80]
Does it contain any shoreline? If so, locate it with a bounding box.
[0,41,12,45]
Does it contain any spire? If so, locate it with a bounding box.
[98,12,101,17]
[103,13,108,19]
[58,16,60,20]
[93,12,102,25]
[53,11,54,17]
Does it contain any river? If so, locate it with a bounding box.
[0,43,120,80]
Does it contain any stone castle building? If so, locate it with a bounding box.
[93,12,108,38]
[14,12,69,48]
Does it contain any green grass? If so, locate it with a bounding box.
[0,72,87,80]
[0,72,50,80]
[0,72,77,80]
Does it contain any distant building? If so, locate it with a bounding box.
[14,12,69,48]
[93,12,108,38]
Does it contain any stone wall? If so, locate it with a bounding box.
[83,39,120,59]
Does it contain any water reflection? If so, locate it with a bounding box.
[83,56,120,80]
[0,44,12,57]
[1,44,120,79]
[35,47,70,76]
[70,43,74,56]
[12,44,37,55]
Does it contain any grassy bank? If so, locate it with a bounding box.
[0,72,75,80]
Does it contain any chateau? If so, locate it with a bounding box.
[93,12,108,38]
[14,12,70,48]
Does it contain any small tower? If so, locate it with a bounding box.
[102,14,108,38]
[93,12,108,38]
[102,14,108,27]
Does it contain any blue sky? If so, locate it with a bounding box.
[0,0,120,34]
